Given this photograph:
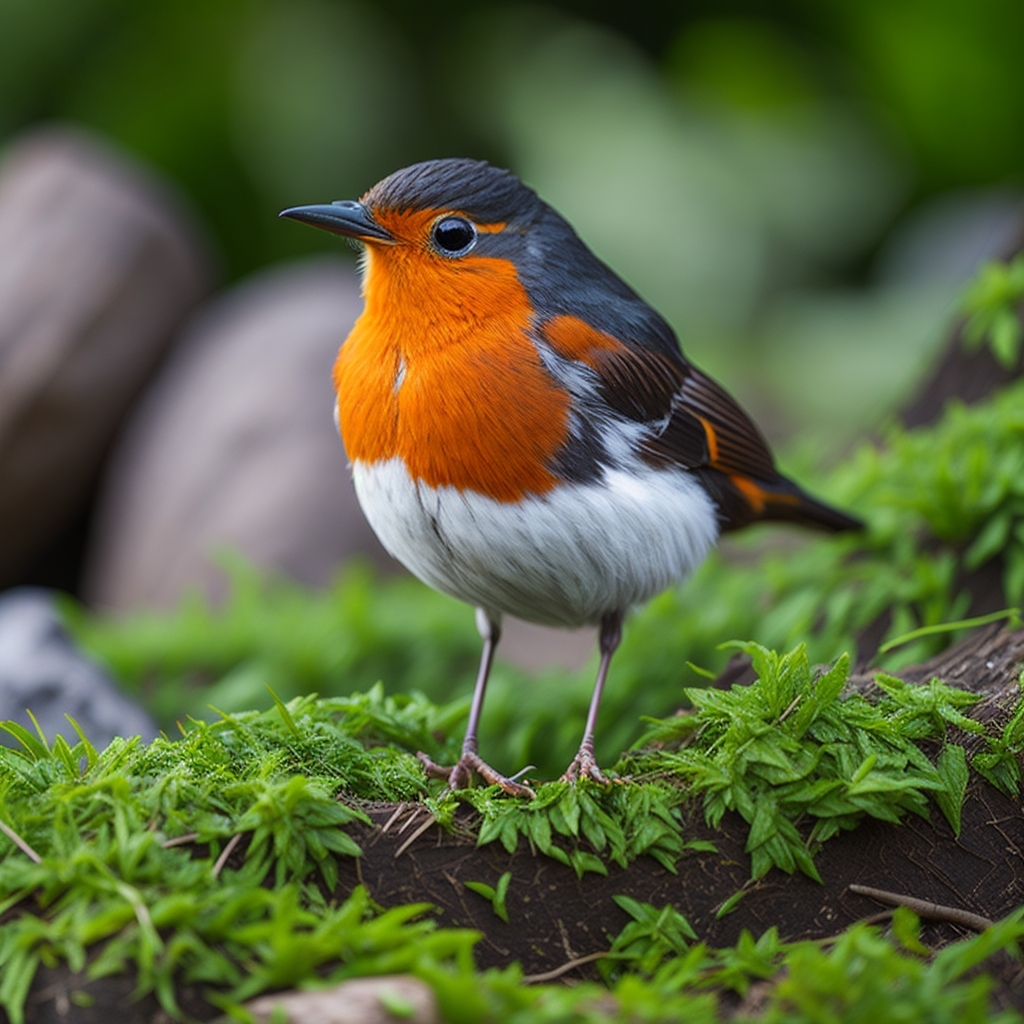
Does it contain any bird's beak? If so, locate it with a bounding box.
[278,200,394,243]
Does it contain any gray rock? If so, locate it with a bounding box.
[0,125,216,588]
[84,258,393,610]
[226,975,439,1024]
[0,588,157,750]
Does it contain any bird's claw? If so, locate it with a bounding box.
[417,750,535,798]
[560,747,614,785]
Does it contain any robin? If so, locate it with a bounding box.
[281,159,861,797]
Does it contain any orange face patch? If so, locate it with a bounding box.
[333,207,571,502]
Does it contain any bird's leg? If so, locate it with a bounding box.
[417,609,535,798]
[561,610,624,784]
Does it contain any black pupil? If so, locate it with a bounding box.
[434,217,475,253]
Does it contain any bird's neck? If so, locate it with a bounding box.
[333,249,572,501]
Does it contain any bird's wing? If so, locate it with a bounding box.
[540,315,859,532]
[540,314,774,478]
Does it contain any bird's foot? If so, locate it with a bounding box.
[417,750,535,798]
[560,746,614,785]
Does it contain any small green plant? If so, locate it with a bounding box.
[434,777,714,879]
[622,642,978,880]
[464,871,512,923]
[961,253,1024,368]
[599,895,697,980]
[972,676,1024,797]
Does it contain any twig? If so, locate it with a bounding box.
[379,803,407,836]
[212,833,243,878]
[397,807,424,835]
[848,884,994,932]
[161,832,200,849]
[394,815,435,859]
[370,806,405,847]
[523,951,608,983]
[0,820,41,864]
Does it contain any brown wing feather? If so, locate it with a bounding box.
[576,342,861,533]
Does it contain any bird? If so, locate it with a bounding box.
[280,158,861,797]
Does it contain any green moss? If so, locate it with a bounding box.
[1,638,1016,1020]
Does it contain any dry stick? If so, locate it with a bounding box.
[523,951,609,984]
[396,807,424,835]
[394,815,435,859]
[211,833,243,879]
[161,832,200,849]
[848,884,994,932]
[0,820,41,864]
[367,804,406,849]
[379,803,407,836]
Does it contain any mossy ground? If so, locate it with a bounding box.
[3,267,1024,1020]
[1,643,1022,1022]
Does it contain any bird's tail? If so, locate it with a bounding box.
[757,477,863,533]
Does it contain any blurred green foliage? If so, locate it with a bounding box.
[3,0,1022,448]
[962,253,1024,368]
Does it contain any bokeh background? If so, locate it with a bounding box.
[1,0,1024,761]
[6,0,1024,454]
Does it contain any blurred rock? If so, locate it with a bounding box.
[84,259,393,610]
[0,124,216,588]
[226,975,439,1024]
[0,588,157,749]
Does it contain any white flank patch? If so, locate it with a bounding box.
[352,457,719,628]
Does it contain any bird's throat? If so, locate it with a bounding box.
[333,246,572,502]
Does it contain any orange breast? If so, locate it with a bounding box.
[333,239,572,503]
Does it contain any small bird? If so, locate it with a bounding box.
[281,159,860,797]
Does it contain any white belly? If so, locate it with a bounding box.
[352,457,718,628]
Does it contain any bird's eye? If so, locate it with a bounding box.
[431,216,477,256]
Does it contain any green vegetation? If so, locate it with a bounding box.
[962,254,1024,369]
[464,872,512,924]
[623,643,980,881]
[973,691,1024,799]
[0,639,1018,1020]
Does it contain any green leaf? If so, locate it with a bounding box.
[376,988,416,1018]
[891,906,929,956]
[265,688,299,738]
[715,890,746,918]
[878,608,1020,654]
[0,720,50,762]
[991,310,1022,368]
[569,850,607,877]
[493,871,511,923]
[464,878,511,923]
